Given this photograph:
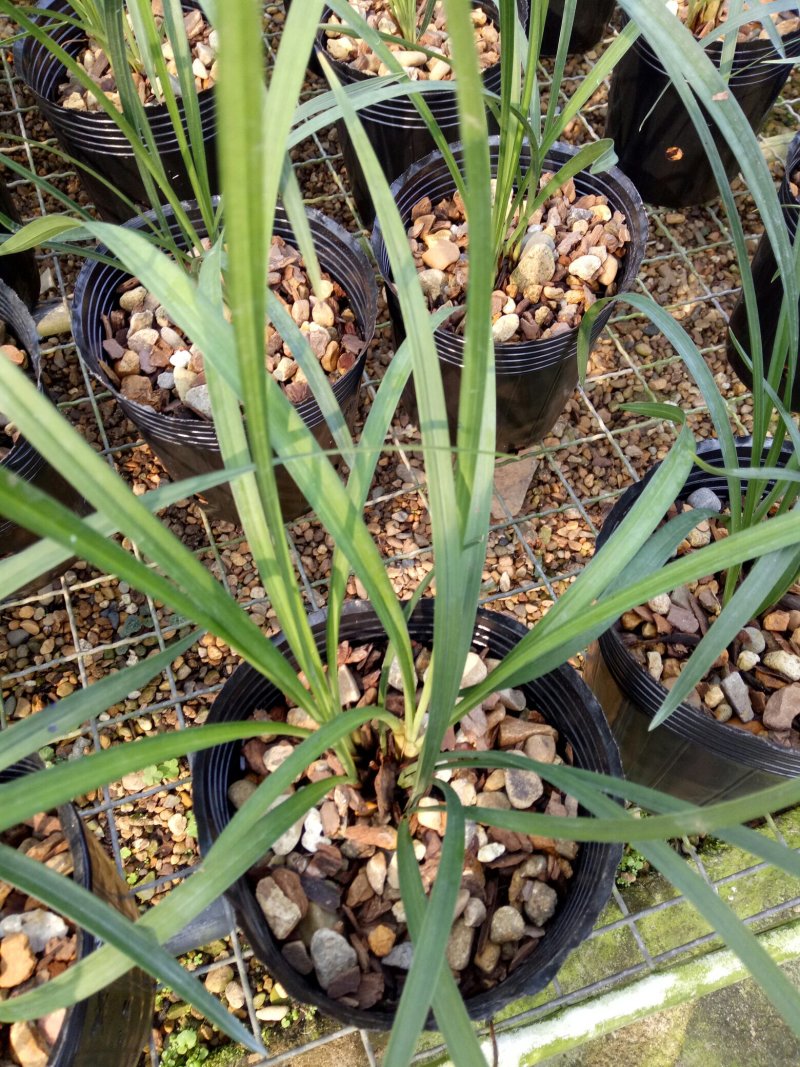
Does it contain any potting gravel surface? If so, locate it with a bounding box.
[1,3,800,1065]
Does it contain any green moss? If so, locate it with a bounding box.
[718,865,800,921]
[774,805,800,849]
[556,925,645,995]
[636,898,715,958]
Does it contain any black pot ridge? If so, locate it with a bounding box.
[605,12,800,208]
[315,1,503,224]
[14,0,218,223]
[0,280,86,561]
[71,200,376,526]
[1,759,153,1067]
[193,598,623,1029]
[585,437,800,804]
[371,137,648,453]
[726,131,800,412]
[0,179,40,309]
[536,0,615,56]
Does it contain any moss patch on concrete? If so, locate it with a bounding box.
[556,924,645,995]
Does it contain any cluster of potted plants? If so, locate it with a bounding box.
[0,1,799,1065]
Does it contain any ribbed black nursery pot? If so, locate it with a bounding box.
[72,201,376,526]
[371,138,648,453]
[584,438,800,805]
[1,759,153,1067]
[726,132,800,412]
[14,0,217,224]
[193,599,623,1029]
[605,14,800,208]
[314,2,502,225]
[536,0,615,57]
[0,178,40,309]
[0,281,86,560]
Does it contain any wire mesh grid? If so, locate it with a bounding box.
[1,5,799,1065]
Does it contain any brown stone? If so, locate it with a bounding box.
[345,868,374,909]
[342,825,397,850]
[0,932,37,988]
[763,684,800,731]
[8,1020,49,1067]
[271,868,309,920]
[498,717,541,748]
[367,924,396,958]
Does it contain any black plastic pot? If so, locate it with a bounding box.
[1,759,153,1067]
[14,0,217,224]
[605,14,800,208]
[371,137,648,453]
[315,1,503,224]
[0,178,40,309]
[585,437,800,804]
[1,281,86,559]
[72,201,376,525]
[193,598,623,1029]
[726,132,800,412]
[537,0,615,56]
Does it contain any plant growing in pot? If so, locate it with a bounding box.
[3,1,376,527]
[313,0,506,223]
[0,279,86,565]
[726,130,800,412]
[605,0,800,207]
[371,0,645,451]
[3,1,800,1062]
[7,0,218,223]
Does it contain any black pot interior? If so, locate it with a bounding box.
[193,599,623,1030]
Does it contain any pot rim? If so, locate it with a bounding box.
[371,136,648,367]
[596,435,800,775]
[192,598,624,1029]
[71,197,377,440]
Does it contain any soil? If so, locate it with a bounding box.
[232,638,579,1011]
[100,236,366,418]
[616,495,800,748]
[57,5,216,112]
[0,814,76,1067]
[323,0,499,79]
[673,1,800,41]
[0,330,29,462]
[408,178,631,345]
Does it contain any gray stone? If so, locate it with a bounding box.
[383,941,414,970]
[721,672,754,722]
[256,876,302,939]
[511,242,556,291]
[490,905,525,944]
[492,313,519,344]
[523,881,558,926]
[7,629,28,648]
[497,687,527,712]
[310,929,357,990]
[741,626,767,655]
[475,791,511,811]
[224,980,246,1010]
[687,487,723,512]
[446,919,474,971]
[763,651,800,682]
[185,384,213,419]
[0,910,67,954]
[505,767,544,809]
[463,898,487,928]
[524,733,557,763]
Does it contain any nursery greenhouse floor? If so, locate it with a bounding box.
[2,5,800,1065]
